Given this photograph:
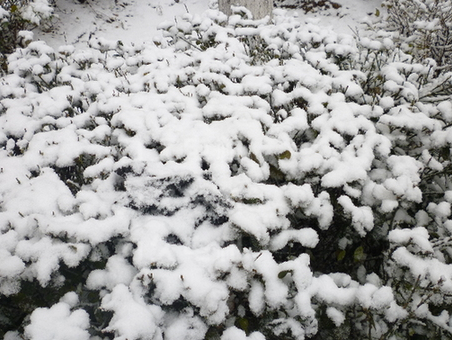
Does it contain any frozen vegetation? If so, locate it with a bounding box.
[1,0,452,339]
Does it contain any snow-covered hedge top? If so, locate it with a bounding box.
[1,6,452,340]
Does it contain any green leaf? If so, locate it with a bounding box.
[242,198,263,205]
[278,270,293,279]
[353,246,365,262]
[278,150,291,160]
[375,9,380,17]
[269,164,285,184]
[237,317,249,333]
[249,152,259,164]
[337,250,346,261]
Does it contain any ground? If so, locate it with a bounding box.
[35,0,384,48]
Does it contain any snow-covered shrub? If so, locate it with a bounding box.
[275,0,342,13]
[0,0,53,71]
[380,0,452,72]
[2,6,452,340]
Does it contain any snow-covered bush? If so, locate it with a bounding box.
[274,0,342,13]
[380,0,452,73]
[0,0,53,70]
[1,6,452,340]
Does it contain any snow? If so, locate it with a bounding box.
[326,307,345,326]
[0,249,25,278]
[86,254,138,290]
[15,235,91,285]
[31,0,385,49]
[164,312,208,340]
[249,279,266,315]
[250,250,289,308]
[311,274,357,306]
[101,284,164,340]
[221,327,265,340]
[269,228,319,250]
[60,292,80,307]
[24,299,90,340]
[3,0,452,339]
[130,218,180,269]
[389,227,434,254]
[338,195,374,236]
[356,284,393,309]
[20,0,54,26]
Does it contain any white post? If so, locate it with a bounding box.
[218,0,273,19]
